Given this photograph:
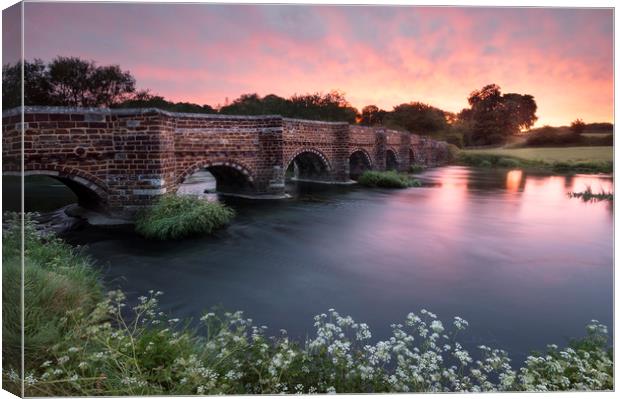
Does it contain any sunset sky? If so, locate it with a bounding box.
[4,2,614,126]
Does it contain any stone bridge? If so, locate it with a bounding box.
[2,106,451,216]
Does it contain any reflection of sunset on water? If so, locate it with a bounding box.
[570,174,614,194]
[505,170,523,192]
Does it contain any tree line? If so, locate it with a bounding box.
[2,56,562,146]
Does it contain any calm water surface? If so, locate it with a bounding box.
[10,167,614,365]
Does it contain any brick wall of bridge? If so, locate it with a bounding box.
[3,107,451,215]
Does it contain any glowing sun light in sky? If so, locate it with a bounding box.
[2,3,613,126]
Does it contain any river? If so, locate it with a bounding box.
[4,166,613,365]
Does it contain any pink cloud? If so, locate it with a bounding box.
[21,3,613,126]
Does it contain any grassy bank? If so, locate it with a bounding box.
[357,170,421,188]
[463,146,613,163]
[458,147,613,174]
[135,195,235,240]
[2,216,613,395]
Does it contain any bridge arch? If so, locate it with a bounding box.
[14,168,109,210]
[285,148,332,181]
[385,148,400,171]
[176,160,255,195]
[349,149,373,179]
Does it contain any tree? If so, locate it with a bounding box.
[2,57,136,108]
[384,102,449,134]
[48,57,135,107]
[460,84,537,146]
[359,105,387,126]
[570,118,586,136]
[2,59,54,109]
[220,90,358,122]
[116,90,215,113]
[289,90,358,122]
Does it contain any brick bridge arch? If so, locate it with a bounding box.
[4,166,110,210]
[2,107,451,216]
[286,147,332,170]
[175,159,256,195]
[349,148,374,168]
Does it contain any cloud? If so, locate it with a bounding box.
[20,3,613,126]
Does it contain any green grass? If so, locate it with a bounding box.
[2,213,102,375]
[458,147,613,174]
[135,194,235,240]
[463,146,612,163]
[357,170,421,188]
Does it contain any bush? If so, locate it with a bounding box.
[497,157,520,168]
[409,165,426,173]
[135,195,235,240]
[525,126,581,147]
[357,171,420,188]
[583,134,613,146]
[445,134,464,148]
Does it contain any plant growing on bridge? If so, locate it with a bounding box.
[358,171,421,188]
[135,194,235,240]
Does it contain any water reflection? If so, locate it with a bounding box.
[505,170,523,192]
[10,166,614,366]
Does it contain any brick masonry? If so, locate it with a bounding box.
[3,106,451,215]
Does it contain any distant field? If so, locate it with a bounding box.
[463,146,613,163]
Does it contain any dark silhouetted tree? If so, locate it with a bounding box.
[220,90,358,122]
[359,105,387,126]
[570,118,586,136]
[3,59,54,109]
[2,57,136,108]
[48,57,135,107]
[384,102,449,134]
[116,90,215,113]
[461,84,537,146]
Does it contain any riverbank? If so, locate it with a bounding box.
[457,146,613,174]
[2,213,613,395]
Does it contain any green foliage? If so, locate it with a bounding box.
[409,165,426,173]
[526,126,581,147]
[116,90,216,114]
[458,84,538,146]
[357,171,420,188]
[525,125,612,148]
[2,213,102,371]
[457,152,612,174]
[219,91,358,123]
[135,195,235,240]
[445,133,464,148]
[568,186,613,202]
[496,157,520,168]
[383,102,449,134]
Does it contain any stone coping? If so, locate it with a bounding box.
[2,106,436,136]
[2,106,348,125]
